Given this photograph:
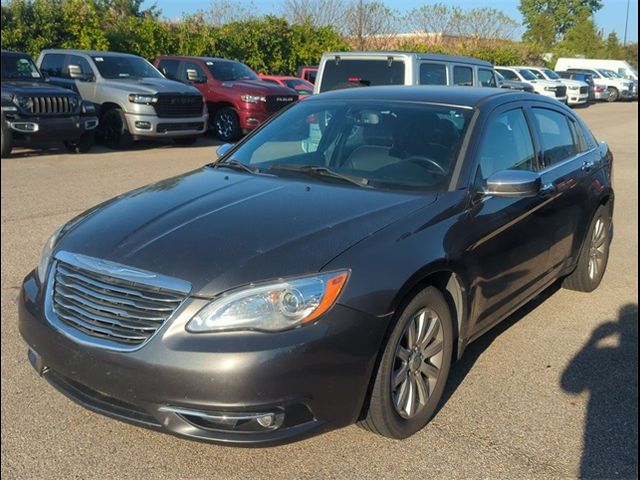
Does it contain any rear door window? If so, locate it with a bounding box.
[531,108,580,168]
[479,68,497,87]
[419,63,447,85]
[157,59,180,80]
[319,58,405,92]
[40,54,66,78]
[453,66,473,86]
[497,69,518,81]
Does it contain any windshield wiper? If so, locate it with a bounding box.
[211,159,261,174]
[269,164,371,188]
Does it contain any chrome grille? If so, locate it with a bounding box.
[27,96,75,115]
[51,259,186,348]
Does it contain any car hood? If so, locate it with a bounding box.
[1,80,79,97]
[55,168,432,296]
[100,78,201,95]
[220,79,296,96]
[560,79,587,87]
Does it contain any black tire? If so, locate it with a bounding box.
[213,107,241,142]
[1,119,13,158]
[606,87,619,103]
[563,205,612,292]
[173,136,198,146]
[63,131,95,153]
[101,108,133,149]
[359,286,454,439]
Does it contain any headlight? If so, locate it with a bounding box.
[187,271,349,333]
[68,96,80,110]
[37,225,63,284]
[128,94,158,104]
[544,86,557,92]
[81,101,96,113]
[13,96,33,110]
[240,94,266,104]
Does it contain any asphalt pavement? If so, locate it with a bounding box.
[1,102,637,479]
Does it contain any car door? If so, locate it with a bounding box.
[64,54,97,100]
[528,104,594,273]
[461,105,557,334]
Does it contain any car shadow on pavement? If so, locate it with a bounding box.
[560,303,638,479]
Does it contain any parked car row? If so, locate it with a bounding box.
[2,48,635,158]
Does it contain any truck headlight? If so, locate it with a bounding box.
[13,96,33,110]
[187,271,349,333]
[240,94,266,104]
[544,86,557,92]
[37,225,63,284]
[128,94,158,104]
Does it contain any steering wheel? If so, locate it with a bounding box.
[403,155,448,176]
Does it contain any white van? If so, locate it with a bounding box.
[555,58,638,81]
[314,52,500,94]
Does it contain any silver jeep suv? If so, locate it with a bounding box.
[37,50,208,148]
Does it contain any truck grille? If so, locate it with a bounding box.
[265,95,297,113]
[25,96,76,115]
[580,86,588,94]
[154,94,203,118]
[51,260,185,348]
[555,86,567,98]
[157,122,205,133]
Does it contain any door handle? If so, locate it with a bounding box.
[539,183,556,197]
[582,160,596,172]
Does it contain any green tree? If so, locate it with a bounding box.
[522,10,556,50]
[520,0,603,40]
[604,32,623,59]
[554,11,604,57]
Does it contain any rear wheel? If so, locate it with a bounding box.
[213,107,241,142]
[101,108,133,149]
[1,119,13,158]
[563,205,612,292]
[606,87,619,102]
[359,286,453,439]
[63,131,95,153]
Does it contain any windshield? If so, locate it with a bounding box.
[543,68,561,80]
[319,58,405,93]
[206,60,259,81]
[598,69,620,79]
[283,78,313,93]
[221,99,473,191]
[1,53,42,81]
[517,68,537,80]
[91,55,162,79]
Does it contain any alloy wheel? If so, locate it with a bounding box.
[588,217,607,280]
[216,112,235,139]
[391,308,444,419]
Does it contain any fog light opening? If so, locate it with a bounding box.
[160,406,285,433]
[135,121,152,130]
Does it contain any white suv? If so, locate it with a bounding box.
[522,66,588,106]
[563,67,636,102]
[495,67,568,104]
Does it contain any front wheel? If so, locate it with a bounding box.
[607,87,619,102]
[213,107,241,142]
[1,119,13,157]
[563,205,612,292]
[63,131,95,153]
[359,286,453,439]
[101,108,133,149]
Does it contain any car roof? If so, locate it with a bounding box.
[156,55,241,63]
[307,85,534,108]
[40,49,141,58]
[322,51,493,67]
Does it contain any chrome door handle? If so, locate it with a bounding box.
[539,183,556,196]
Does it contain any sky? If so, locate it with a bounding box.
[145,0,639,43]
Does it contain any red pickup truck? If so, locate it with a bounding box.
[154,56,298,141]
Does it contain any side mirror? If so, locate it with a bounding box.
[68,65,93,82]
[484,170,542,198]
[186,69,205,83]
[216,143,234,157]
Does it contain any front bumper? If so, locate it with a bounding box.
[18,270,387,446]
[236,107,271,133]
[124,112,209,139]
[4,113,98,139]
[567,91,589,106]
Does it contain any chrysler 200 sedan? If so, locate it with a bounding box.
[19,86,614,446]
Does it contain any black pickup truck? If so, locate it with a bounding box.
[1,50,98,157]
